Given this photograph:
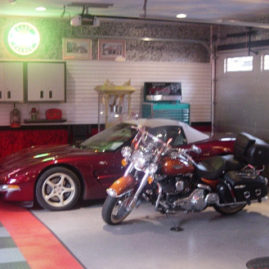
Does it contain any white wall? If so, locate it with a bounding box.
[215,49,269,139]
[0,61,211,126]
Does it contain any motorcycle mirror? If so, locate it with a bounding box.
[191,145,202,154]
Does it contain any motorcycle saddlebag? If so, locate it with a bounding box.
[224,171,268,202]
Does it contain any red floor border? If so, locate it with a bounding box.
[0,201,83,269]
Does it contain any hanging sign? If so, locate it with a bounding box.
[8,22,40,55]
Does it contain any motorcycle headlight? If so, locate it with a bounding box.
[132,150,146,170]
[121,146,132,159]
[148,163,158,174]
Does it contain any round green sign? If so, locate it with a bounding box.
[8,22,40,55]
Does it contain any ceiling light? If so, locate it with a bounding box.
[142,37,152,41]
[176,13,187,19]
[36,6,46,11]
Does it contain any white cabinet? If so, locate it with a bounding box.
[0,62,24,102]
[27,62,65,102]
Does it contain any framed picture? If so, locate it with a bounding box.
[98,39,126,61]
[62,38,92,60]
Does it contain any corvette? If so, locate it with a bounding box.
[0,119,234,210]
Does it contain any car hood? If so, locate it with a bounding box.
[0,144,94,173]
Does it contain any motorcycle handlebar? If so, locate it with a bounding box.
[169,145,201,165]
[178,145,201,155]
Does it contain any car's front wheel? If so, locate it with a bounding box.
[35,167,81,211]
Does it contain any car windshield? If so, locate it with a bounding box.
[80,123,137,152]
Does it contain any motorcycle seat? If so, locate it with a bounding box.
[196,154,242,180]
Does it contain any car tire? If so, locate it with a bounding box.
[35,167,81,211]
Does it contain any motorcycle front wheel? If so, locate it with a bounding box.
[214,204,246,215]
[102,191,135,225]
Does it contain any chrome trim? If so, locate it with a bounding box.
[244,191,251,200]
[234,185,246,189]
[127,171,149,210]
[205,193,219,205]
[106,188,117,198]
[255,189,262,197]
[155,182,163,209]
[106,188,134,198]
[146,95,182,102]
[197,184,211,192]
[124,162,134,176]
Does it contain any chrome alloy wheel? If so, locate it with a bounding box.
[41,172,76,208]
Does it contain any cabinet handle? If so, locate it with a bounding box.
[0,91,1,99]
[7,91,11,99]
[49,90,53,99]
[40,91,44,99]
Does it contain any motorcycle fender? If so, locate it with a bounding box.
[106,175,137,198]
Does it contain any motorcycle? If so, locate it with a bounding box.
[102,127,269,225]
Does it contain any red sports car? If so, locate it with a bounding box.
[0,119,234,210]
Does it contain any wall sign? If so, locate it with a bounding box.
[8,22,40,55]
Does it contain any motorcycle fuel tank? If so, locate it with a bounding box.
[162,157,195,176]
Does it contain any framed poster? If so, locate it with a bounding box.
[63,38,92,60]
[98,39,126,61]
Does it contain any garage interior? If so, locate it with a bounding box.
[1,0,269,268]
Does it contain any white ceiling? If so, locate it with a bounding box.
[2,0,269,28]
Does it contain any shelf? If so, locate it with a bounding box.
[24,119,66,124]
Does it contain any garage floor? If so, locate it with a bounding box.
[1,200,269,269]
[31,200,269,269]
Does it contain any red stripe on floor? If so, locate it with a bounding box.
[0,201,83,269]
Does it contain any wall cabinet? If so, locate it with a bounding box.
[27,62,65,102]
[0,62,24,102]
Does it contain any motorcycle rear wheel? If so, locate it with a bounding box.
[102,192,135,225]
[214,204,246,215]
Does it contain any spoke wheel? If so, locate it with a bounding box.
[214,204,246,215]
[36,167,81,211]
[102,191,135,225]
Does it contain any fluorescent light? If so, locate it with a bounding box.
[36,6,46,11]
[176,13,187,19]
[142,37,152,41]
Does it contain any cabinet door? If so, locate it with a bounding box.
[3,62,24,102]
[27,63,48,101]
[27,62,65,102]
[0,62,24,102]
[45,63,65,101]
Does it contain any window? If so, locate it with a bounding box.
[263,55,269,70]
[224,56,253,73]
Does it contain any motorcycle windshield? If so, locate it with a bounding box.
[147,126,187,147]
[130,128,170,171]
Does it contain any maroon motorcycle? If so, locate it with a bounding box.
[102,128,269,225]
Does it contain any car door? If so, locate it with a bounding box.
[93,150,125,189]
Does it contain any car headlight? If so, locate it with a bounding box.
[121,146,132,159]
[132,150,146,170]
